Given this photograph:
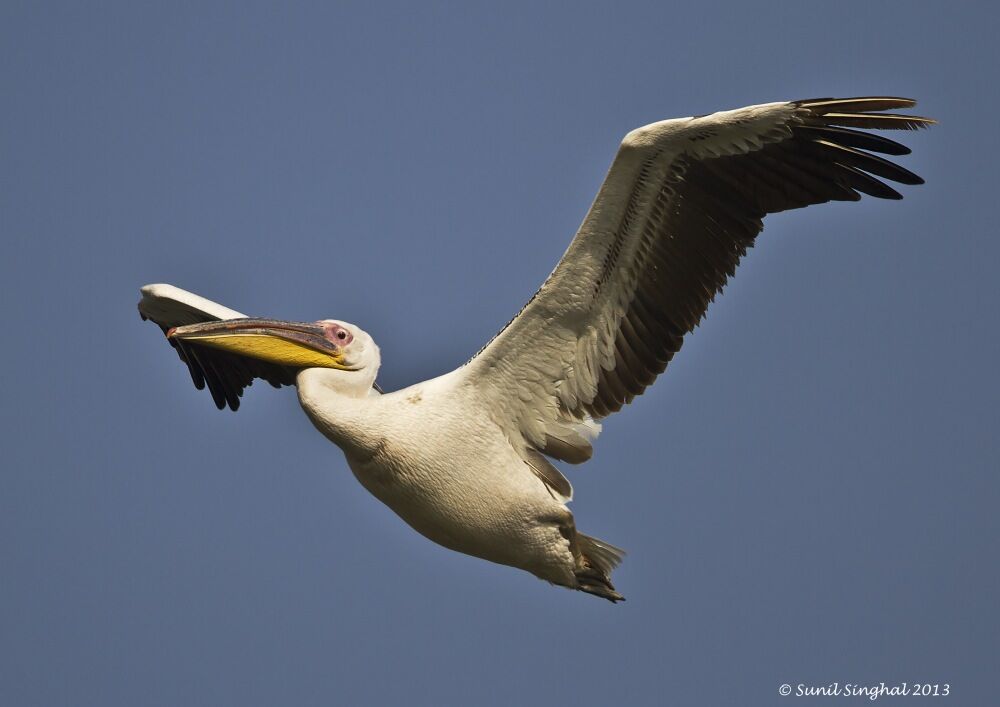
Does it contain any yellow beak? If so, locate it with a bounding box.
[168,318,353,370]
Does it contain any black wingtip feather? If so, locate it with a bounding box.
[837,164,904,200]
[184,345,227,409]
[795,125,912,156]
[808,139,924,185]
[174,340,207,390]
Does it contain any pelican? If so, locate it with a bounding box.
[140,96,933,601]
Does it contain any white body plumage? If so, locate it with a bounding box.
[298,369,583,588]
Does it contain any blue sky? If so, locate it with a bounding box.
[2,2,997,705]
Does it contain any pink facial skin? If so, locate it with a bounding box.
[322,322,353,346]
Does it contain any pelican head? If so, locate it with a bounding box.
[168,318,381,395]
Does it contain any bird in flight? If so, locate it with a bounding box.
[140,96,933,601]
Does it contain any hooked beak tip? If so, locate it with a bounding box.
[166,327,178,338]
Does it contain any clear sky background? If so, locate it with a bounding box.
[2,2,996,705]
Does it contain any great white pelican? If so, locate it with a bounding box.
[140,96,933,601]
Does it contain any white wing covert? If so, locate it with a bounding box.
[457,97,932,463]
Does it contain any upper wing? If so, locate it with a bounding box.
[138,283,297,410]
[456,97,933,462]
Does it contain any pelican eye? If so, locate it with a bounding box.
[324,324,353,345]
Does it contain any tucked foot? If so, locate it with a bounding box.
[576,569,626,602]
[575,533,626,603]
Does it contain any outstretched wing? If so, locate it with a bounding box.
[138,283,297,410]
[457,97,933,463]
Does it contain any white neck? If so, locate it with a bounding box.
[295,368,382,455]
